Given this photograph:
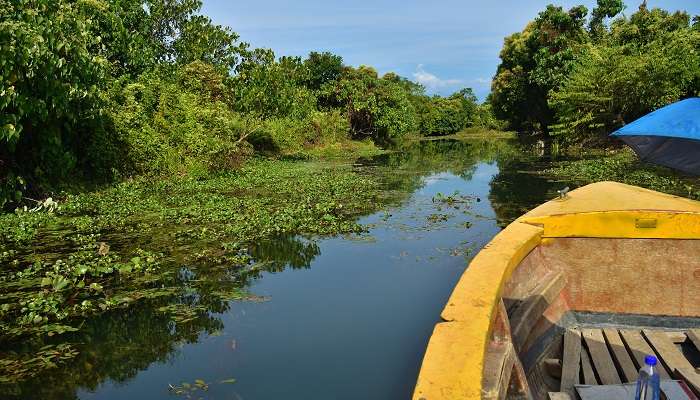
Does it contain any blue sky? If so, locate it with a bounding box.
[202,0,700,100]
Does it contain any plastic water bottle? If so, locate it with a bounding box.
[634,354,661,400]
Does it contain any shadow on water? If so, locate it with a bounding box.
[6,137,571,400]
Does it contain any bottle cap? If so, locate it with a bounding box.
[645,355,658,366]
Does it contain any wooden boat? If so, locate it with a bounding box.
[413,182,700,400]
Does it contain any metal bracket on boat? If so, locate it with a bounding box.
[635,218,657,228]
[557,187,570,200]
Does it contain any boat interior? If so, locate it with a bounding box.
[498,237,700,400]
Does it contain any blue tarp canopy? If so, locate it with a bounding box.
[611,98,700,175]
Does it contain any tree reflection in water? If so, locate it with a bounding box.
[5,234,321,399]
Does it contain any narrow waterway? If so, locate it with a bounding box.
[17,138,569,400]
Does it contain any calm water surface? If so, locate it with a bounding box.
[18,139,569,399]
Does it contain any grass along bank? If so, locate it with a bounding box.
[544,147,700,199]
[0,158,385,385]
[443,128,516,140]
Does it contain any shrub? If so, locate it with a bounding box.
[550,29,700,144]
[108,65,250,176]
[251,110,350,155]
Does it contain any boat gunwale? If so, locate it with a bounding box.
[413,221,543,400]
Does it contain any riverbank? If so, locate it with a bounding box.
[544,147,700,200]
[3,136,561,400]
[0,157,388,385]
[405,128,516,142]
[277,137,387,160]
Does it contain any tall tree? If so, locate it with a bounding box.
[589,0,625,40]
[450,88,479,127]
[490,4,590,135]
[233,49,315,119]
[303,52,343,91]
[550,5,699,143]
[325,66,417,140]
[609,3,693,47]
[173,14,246,71]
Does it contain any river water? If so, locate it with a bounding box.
[14,138,568,399]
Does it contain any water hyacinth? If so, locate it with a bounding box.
[0,159,384,386]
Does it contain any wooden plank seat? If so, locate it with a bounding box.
[603,328,638,382]
[620,329,672,378]
[582,328,621,384]
[551,328,700,397]
[560,329,582,397]
[643,330,695,374]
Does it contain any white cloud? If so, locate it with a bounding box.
[472,77,490,85]
[413,65,462,90]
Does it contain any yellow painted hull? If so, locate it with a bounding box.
[413,182,700,400]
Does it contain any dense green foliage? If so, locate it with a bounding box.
[0,0,249,206]
[416,89,480,136]
[0,0,499,208]
[326,66,418,140]
[386,76,491,137]
[1,0,111,201]
[491,0,700,143]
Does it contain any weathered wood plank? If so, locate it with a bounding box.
[510,272,565,350]
[644,330,695,374]
[492,300,512,343]
[560,329,581,395]
[687,330,700,353]
[482,340,515,400]
[490,300,534,400]
[582,329,622,384]
[510,350,535,400]
[668,331,689,344]
[544,358,562,379]
[548,392,571,400]
[620,329,671,379]
[603,328,638,383]
[581,346,598,385]
[676,368,700,397]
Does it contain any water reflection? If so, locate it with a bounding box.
[249,236,321,272]
[9,299,223,399]
[358,138,523,194]
[362,138,562,227]
[5,137,570,400]
[490,159,564,227]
